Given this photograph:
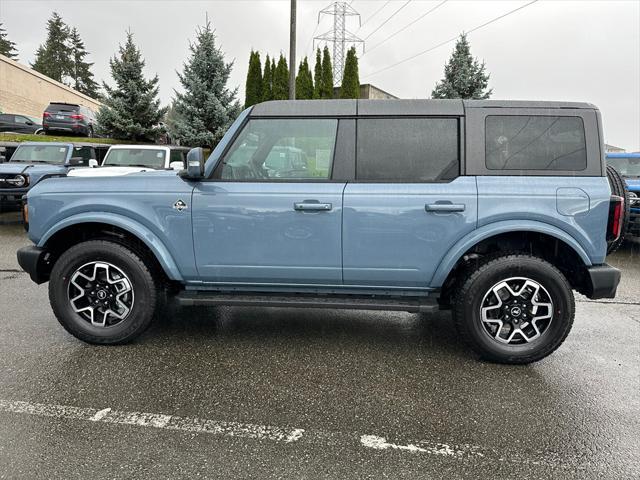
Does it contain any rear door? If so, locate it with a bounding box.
[192,117,347,285]
[342,117,477,288]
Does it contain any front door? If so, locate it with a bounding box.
[342,117,477,288]
[192,117,345,285]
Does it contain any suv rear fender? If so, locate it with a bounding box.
[38,212,184,282]
[430,220,592,287]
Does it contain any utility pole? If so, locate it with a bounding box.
[289,0,297,100]
[314,2,363,87]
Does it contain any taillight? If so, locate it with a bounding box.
[70,114,84,120]
[607,195,624,241]
[43,112,51,118]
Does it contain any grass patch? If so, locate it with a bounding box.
[0,133,151,145]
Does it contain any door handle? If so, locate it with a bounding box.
[294,202,333,211]
[425,203,465,213]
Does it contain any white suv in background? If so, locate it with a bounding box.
[68,145,189,177]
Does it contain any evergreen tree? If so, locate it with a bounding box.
[262,53,273,101]
[244,50,263,108]
[31,12,72,83]
[295,57,314,100]
[171,20,240,147]
[320,46,333,99]
[313,48,322,99]
[272,53,289,100]
[96,31,167,141]
[339,47,360,99]
[68,27,99,98]
[0,23,18,60]
[431,33,492,100]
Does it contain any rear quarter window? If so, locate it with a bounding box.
[485,115,587,171]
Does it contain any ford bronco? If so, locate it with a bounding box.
[16,100,623,364]
[0,142,97,211]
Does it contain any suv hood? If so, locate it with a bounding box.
[67,166,155,177]
[624,178,640,190]
[0,162,67,175]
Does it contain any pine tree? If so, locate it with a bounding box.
[295,57,314,100]
[31,12,72,83]
[339,47,360,99]
[0,23,18,60]
[68,27,99,98]
[313,48,322,99]
[171,20,241,147]
[244,50,263,108]
[262,54,273,101]
[96,31,167,141]
[431,34,492,100]
[272,53,289,100]
[320,46,334,99]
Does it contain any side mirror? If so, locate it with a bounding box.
[89,159,99,168]
[26,121,34,126]
[169,161,184,171]
[68,157,84,166]
[180,147,204,179]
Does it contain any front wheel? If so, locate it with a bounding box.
[453,254,575,364]
[49,240,159,344]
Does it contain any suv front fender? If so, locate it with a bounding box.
[430,220,593,288]
[37,212,184,282]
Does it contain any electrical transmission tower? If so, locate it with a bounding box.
[313,2,364,86]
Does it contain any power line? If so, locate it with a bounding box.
[362,0,412,41]
[364,0,539,79]
[366,0,448,54]
[358,0,391,30]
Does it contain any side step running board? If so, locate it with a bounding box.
[175,292,439,313]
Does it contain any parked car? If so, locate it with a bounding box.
[0,113,44,135]
[0,142,97,211]
[67,145,189,177]
[17,99,622,364]
[606,152,640,238]
[42,102,97,137]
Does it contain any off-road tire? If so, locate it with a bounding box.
[453,254,575,364]
[606,164,630,254]
[49,240,158,344]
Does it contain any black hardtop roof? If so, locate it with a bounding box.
[250,99,597,117]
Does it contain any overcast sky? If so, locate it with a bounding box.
[1,0,639,150]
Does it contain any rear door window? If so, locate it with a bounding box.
[485,116,587,171]
[356,118,459,182]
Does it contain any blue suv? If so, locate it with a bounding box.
[0,142,98,211]
[606,152,640,238]
[16,100,623,364]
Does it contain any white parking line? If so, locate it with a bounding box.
[0,399,304,444]
[0,398,590,470]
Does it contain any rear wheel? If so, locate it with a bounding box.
[49,240,158,344]
[453,254,574,364]
[606,164,630,253]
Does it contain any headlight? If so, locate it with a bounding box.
[6,174,28,187]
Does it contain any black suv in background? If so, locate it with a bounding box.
[43,102,97,137]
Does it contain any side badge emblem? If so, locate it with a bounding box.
[173,199,188,212]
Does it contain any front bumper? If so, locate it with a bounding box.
[584,264,621,299]
[16,246,52,284]
[0,189,28,207]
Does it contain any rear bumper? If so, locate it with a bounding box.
[16,246,51,284]
[584,264,621,299]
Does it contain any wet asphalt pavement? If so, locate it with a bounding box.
[0,211,638,479]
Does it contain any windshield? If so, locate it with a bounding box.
[607,156,640,177]
[103,148,167,169]
[11,145,69,164]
